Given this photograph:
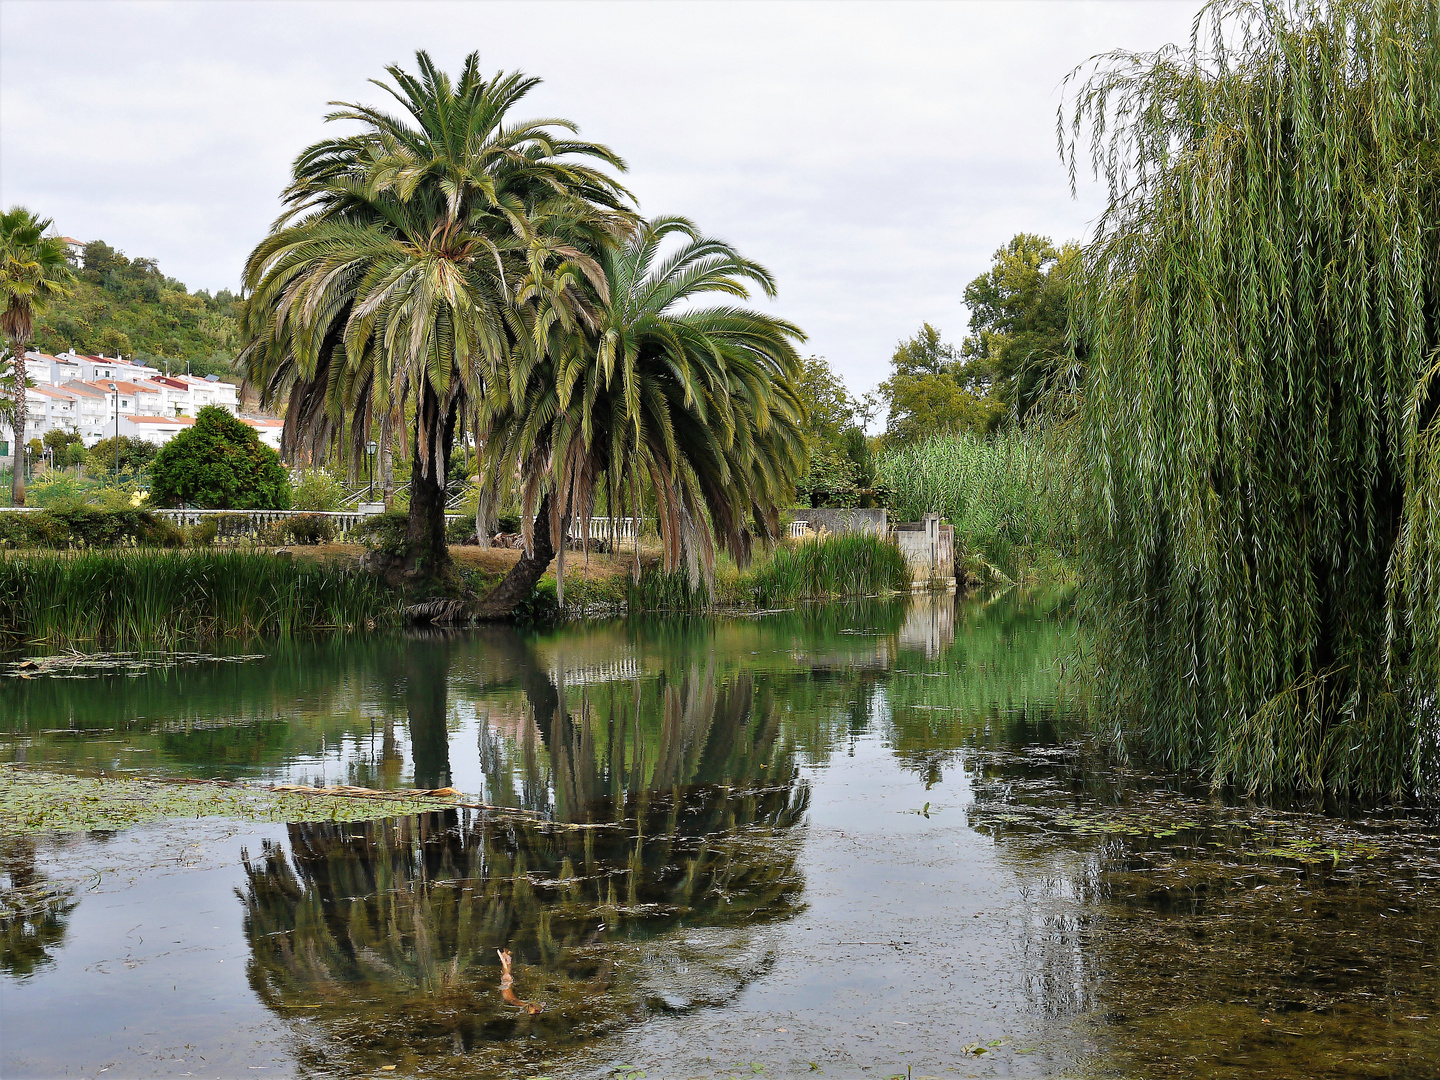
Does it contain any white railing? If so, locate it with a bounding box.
[566,516,647,546]
[152,507,468,540]
[788,520,810,538]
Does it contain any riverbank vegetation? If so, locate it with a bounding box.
[0,550,397,643]
[625,533,910,613]
[879,428,1076,583]
[1063,0,1440,797]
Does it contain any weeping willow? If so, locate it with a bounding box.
[1065,0,1440,795]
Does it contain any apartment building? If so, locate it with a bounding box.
[2,349,269,464]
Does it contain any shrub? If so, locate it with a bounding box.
[291,469,345,512]
[0,508,183,549]
[25,474,93,509]
[445,517,477,545]
[266,513,337,546]
[88,435,159,474]
[351,511,409,557]
[628,533,911,612]
[150,406,291,510]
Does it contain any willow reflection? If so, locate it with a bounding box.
[240,640,808,1075]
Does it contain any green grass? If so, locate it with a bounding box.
[628,533,911,613]
[878,428,1076,581]
[0,550,400,644]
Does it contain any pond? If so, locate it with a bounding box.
[1,592,1437,1079]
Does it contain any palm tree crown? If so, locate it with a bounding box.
[238,51,633,578]
[477,215,807,598]
[1,207,75,506]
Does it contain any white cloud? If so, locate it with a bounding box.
[0,0,1196,393]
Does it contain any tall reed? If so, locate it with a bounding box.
[877,428,1075,578]
[0,551,399,644]
[628,533,911,612]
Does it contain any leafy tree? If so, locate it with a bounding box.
[473,215,806,614]
[149,406,290,509]
[1066,0,1440,796]
[88,434,158,474]
[878,323,999,446]
[961,234,1078,422]
[791,355,879,508]
[1,207,75,504]
[794,355,857,446]
[239,50,632,590]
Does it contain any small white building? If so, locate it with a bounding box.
[241,416,284,450]
[118,414,283,451]
[118,415,195,445]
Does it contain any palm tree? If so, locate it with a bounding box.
[473,216,808,617]
[239,51,632,587]
[0,208,74,506]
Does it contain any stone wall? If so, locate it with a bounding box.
[788,507,888,537]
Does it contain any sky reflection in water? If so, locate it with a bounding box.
[2,592,1437,1079]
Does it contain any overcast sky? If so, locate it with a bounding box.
[0,0,1195,395]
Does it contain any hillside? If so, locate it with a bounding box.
[31,240,240,378]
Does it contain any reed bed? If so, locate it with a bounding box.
[0,550,399,644]
[628,533,911,613]
[877,428,1076,579]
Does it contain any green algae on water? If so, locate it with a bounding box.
[0,763,463,834]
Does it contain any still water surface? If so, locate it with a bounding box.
[1,593,1437,1079]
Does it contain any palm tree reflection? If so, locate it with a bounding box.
[241,633,808,1075]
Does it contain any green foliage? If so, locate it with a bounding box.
[1064,0,1440,796]
[792,356,881,508]
[150,406,290,510]
[628,534,910,612]
[21,473,92,508]
[0,508,183,549]
[444,516,476,545]
[239,50,632,578]
[477,213,806,598]
[265,513,337,546]
[878,323,1001,446]
[961,234,1078,422]
[351,511,410,558]
[88,434,158,473]
[30,239,240,365]
[878,429,1075,580]
[0,550,397,642]
[290,469,345,512]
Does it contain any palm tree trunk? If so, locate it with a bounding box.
[473,493,558,619]
[401,382,457,584]
[8,348,25,507]
[379,413,395,508]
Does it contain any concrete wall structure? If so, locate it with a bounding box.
[892,513,955,589]
[788,506,888,537]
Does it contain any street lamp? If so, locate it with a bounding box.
[366,440,378,498]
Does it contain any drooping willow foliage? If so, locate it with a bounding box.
[1064,0,1440,795]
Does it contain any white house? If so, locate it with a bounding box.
[241,416,284,450]
[118,414,283,451]
[118,415,195,445]
[2,348,279,464]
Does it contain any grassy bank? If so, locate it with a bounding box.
[878,428,1077,582]
[626,533,912,613]
[0,550,399,644]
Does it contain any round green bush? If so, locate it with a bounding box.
[150,407,291,510]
